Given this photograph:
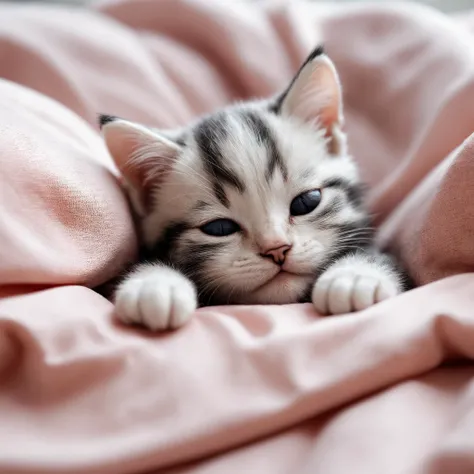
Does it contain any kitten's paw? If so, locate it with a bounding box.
[114,265,197,331]
[312,264,400,315]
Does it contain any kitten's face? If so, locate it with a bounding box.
[101,48,370,305]
[142,108,366,304]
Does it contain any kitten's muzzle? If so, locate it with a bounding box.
[260,244,292,266]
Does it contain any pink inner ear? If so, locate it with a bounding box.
[310,65,341,134]
[282,55,343,134]
[102,120,179,212]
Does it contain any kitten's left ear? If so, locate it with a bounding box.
[99,115,181,216]
[274,46,345,154]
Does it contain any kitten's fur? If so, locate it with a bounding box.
[100,47,404,331]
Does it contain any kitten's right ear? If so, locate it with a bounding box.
[99,115,180,215]
[271,46,346,155]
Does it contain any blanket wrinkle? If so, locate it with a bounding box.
[1,1,474,473]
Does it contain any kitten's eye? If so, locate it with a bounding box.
[290,189,322,216]
[200,219,241,237]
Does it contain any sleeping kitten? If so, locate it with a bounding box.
[100,46,404,331]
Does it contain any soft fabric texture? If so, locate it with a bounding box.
[1,0,474,473]
[0,79,136,292]
[101,48,404,332]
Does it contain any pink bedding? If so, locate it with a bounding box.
[1,1,474,472]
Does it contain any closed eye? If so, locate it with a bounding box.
[200,219,241,237]
[290,189,322,216]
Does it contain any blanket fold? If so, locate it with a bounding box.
[1,1,474,473]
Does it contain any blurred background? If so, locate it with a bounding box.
[333,0,474,11]
[324,0,471,12]
[3,0,474,12]
[331,0,473,11]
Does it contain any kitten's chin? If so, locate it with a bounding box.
[240,272,313,305]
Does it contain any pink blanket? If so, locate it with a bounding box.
[1,1,474,472]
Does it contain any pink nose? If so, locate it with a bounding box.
[261,244,292,265]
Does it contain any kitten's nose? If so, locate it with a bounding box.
[261,244,292,265]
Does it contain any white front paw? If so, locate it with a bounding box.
[312,265,400,315]
[114,265,197,331]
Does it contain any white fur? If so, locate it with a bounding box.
[103,50,404,331]
[312,253,402,315]
[115,264,197,331]
[110,110,394,317]
[138,111,362,306]
[281,54,343,127]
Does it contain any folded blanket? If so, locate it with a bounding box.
[1,1,474,473]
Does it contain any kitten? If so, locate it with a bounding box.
[100,46,405,331]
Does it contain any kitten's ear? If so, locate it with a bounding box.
[275,46,345,154]
[99,115,180,215]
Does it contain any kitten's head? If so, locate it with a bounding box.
[101,47,370,305]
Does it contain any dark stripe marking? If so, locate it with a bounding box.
[98,114,118,128]
[148,221,190,262]
[194,114,245,206]
[323,177,365,208]
[213,182,230,208]
[179,242,228,306]
[241,110,288,181]
[269,45,325,114]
